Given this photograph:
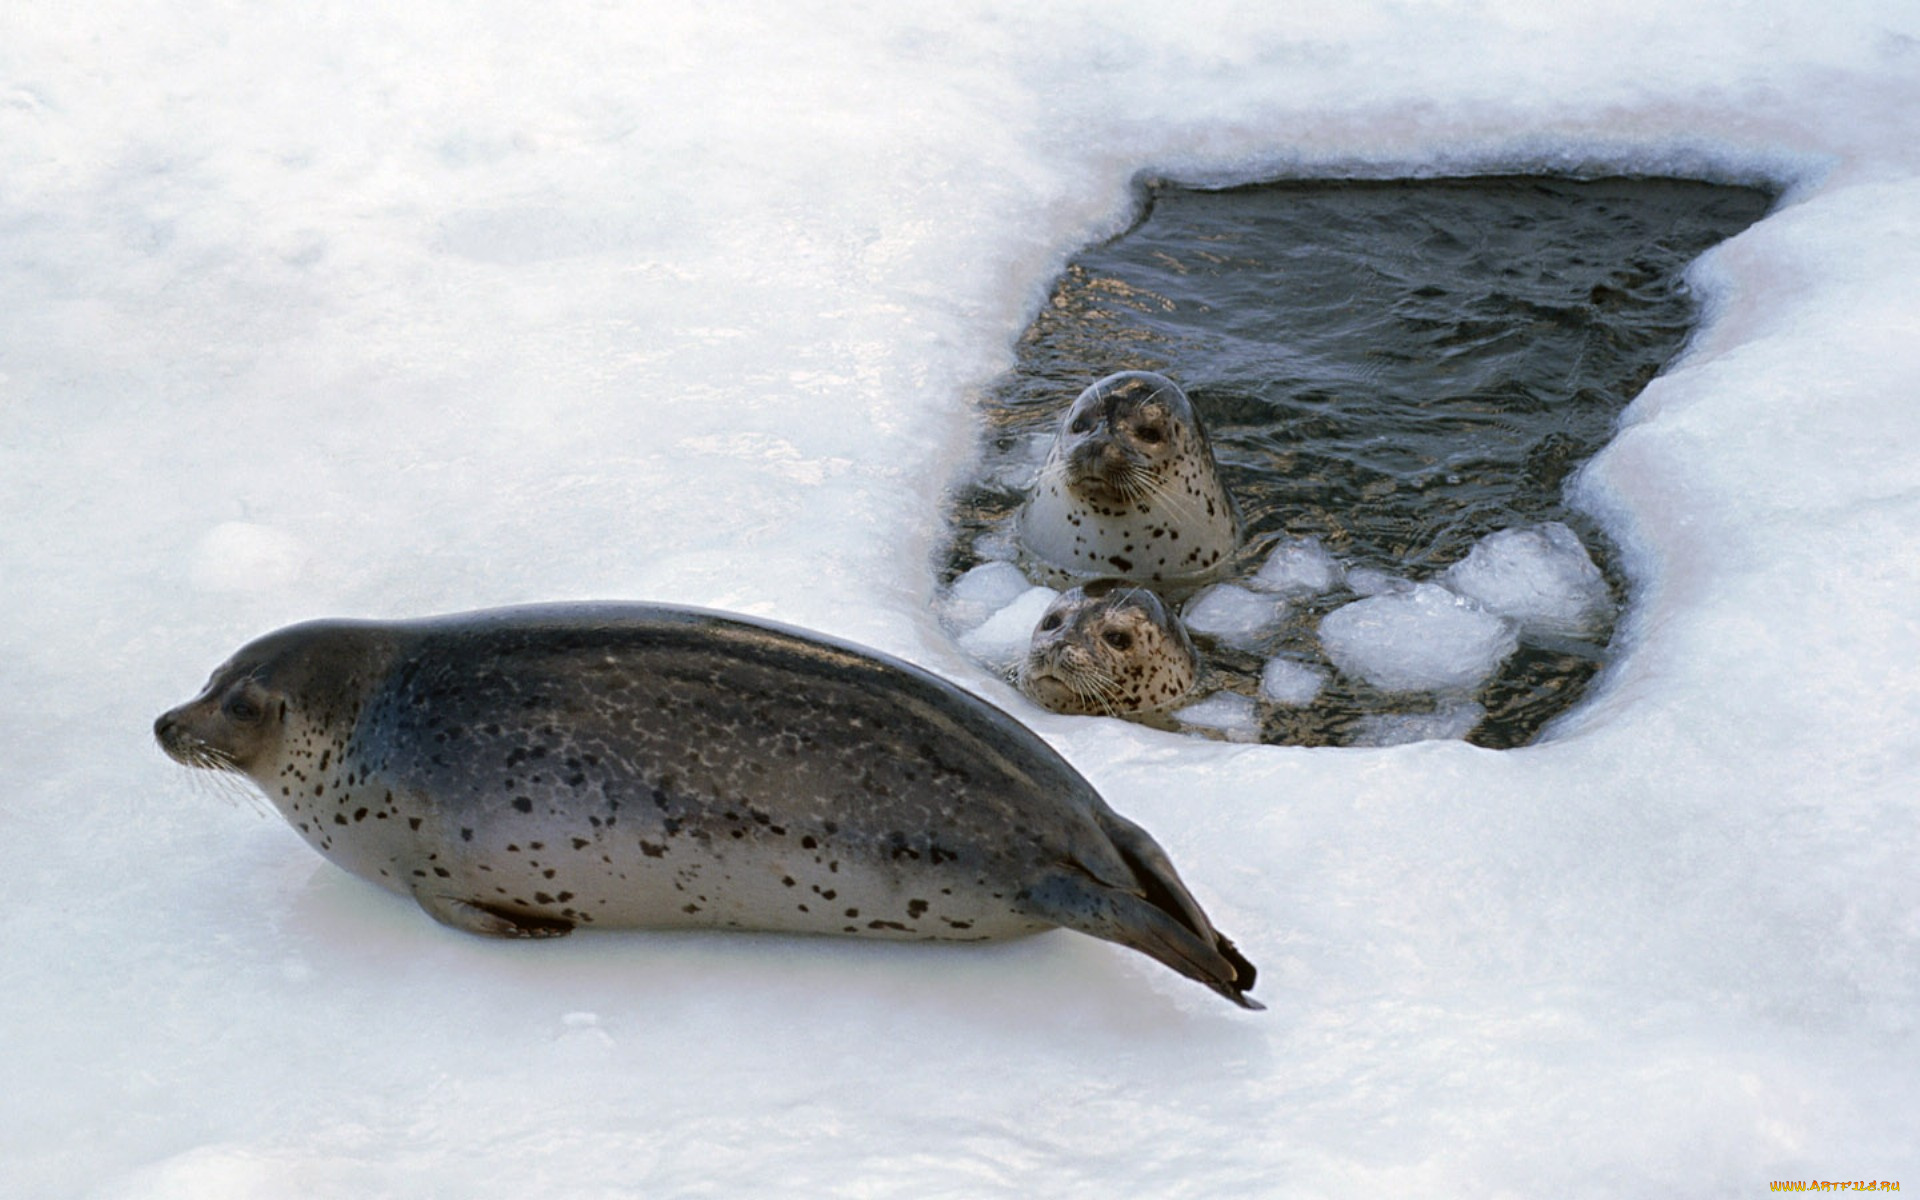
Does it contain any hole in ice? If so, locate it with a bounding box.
[942,174,1775,747]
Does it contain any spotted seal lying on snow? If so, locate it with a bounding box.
[1017,371,1241,593]
[154,602,1259,1008]
[1018,581,1201,717]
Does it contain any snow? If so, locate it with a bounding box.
[1319,583,1520,693]
[5,1,1920,1195]
[1441,522,1614,638]
[1181,583,1287,650]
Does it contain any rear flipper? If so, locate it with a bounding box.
[415,892,576,939]
[1020,871,1261,1009]
[1019,807,1261,1009]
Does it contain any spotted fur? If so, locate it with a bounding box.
[1018,582,1201,717]
[154,602,1260,1008]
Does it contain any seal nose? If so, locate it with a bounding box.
[153,711,178,747]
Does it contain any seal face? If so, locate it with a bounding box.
[1018,582,1201,717]
[1017,371,1241,593]
[155,602,1259,1008]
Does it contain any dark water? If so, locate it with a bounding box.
[945,175,1775,748]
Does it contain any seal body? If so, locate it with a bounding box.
[1017,371,1241,593]
[155,603,1258,1007]
[1019,582,1201,717]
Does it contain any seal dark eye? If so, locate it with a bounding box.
[223,692,263,723]
[1136,424,1165,444]
[1101,630,1134,651]
[1069,415,1093,434]
[1039,613,1064,632]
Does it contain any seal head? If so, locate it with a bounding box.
[1018,581,1201,717]
[156,603,1260,1008]
[1017,371,1241,593]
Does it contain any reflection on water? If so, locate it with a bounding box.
[946,175,1775,748]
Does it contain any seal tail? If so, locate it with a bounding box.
[1024,808,1262,1010]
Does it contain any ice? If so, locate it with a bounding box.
[956,585,1058,673]
[8,1,1920,1194]
[942,561,1034,631]
[1259,656,1328,706]
[1173,691,1261,742]
[971,528,1019,563]
[1351,700,1487,747]
[1182,583,1286,650]
[1442,522,1615,637]
[1344,566,1411,597]
[1319,583,1519,693]
[1248,536,1343,596]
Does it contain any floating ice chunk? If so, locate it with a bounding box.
[972,528,1018,563]
[1344,566,1410,597]
[1259,656,1327,706]
[957,585,1058,673]
[1183,584,1286,650]
[982,432,1054,492]
[943,561,1034,631]
[1319,583,1518,693]
[1351,700,1487,747]
[189,521,306,593]
[1441,522,1614,637]
[1173,692,1261,742]
[1248,536,1342,596]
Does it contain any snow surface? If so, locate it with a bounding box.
[5,1,1920,1196]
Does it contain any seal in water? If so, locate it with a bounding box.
[1018,581,1201,717]
[1017,371,1241,593]
[154,603,1259,1008]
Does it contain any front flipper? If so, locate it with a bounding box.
[414,892,575,939]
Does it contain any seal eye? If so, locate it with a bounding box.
[222,688,266,724]
[1039,612,1064,632]
[1136,424,1165,444]
[1069,415,1093,435]
[1101,630,1134,651]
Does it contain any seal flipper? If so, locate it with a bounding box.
[1018,811,1261,1009]
[414,892,575,939]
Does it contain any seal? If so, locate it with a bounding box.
[1018,581,1201,717]
[154,602,1259,1008]
[1017,371,1241,593]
